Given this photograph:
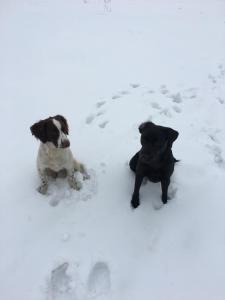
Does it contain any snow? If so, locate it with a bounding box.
[0,0,225,299]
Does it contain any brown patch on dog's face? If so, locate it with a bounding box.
[30,119,49,144]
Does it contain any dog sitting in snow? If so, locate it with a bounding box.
[129,121,179,208]
[30,115,89,194]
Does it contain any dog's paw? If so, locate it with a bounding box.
[83,173,90,180]
[69,179,82,191]
[131,196,140,209]
[37,184,48,195]
[161,195,168,204]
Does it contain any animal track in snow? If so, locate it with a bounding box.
[112,94,121,100]
[172,105,182,113]
[120,90,129,95]
[160,84,169,95]
[160,108,172,118]
[147,89,155,94]
[169,92,183,103]
[96,110,105,117]
[218,64,225,77]
[151,102,161,110]
[183,88,198,99]
[208,74,217,84]
[96,101,106,108]
[130,83,140,88]
[86,114,95,124]
[207,145,225,169]
[87,262,111,298]
[86,102,107,125]
[100,162,107,174]
[217,97,224,104]
[99,121,109,128]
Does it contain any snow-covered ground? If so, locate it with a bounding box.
[0,0,225,299]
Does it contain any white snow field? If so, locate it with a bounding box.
[0,0,225,299]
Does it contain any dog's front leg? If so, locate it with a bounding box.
[131,172,144,209]
[161,178,170,204]
[74,159,90,180]
[68,169,82,191]
[38,169,49,195]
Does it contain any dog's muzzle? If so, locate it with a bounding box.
[61,139,70,148]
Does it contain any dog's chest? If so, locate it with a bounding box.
[38,146,71,171]
[140,163,162,182]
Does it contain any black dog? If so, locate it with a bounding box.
[129,121,179,208]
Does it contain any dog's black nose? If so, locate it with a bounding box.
[61,139,70,148]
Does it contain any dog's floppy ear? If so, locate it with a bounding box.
[165,127,179,145]
[54,115,69,135]
[30,120,47,143]
[139,121,154,134]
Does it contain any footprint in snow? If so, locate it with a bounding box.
[96,110,105,117]
[183,88,197,99]
[172,105,182,113]
[112,94,121,100]
[169,92,183,103]
[120,90,129,95]
[100,162,107,174]
[96,101,106,108]
[160,84,169,95]
[86,114,95,125]
[87,262,111,298]
[208,74,217,84]
[130,83,140,88]
[207,145,225,169]
[151,102,161,110]
[160,108,172,118]
[47,262,75,300]
[147,89,155,94]
[218,64,225,77]
[217,97,224,104]
[99,121,109,129]
[86,102,107,125]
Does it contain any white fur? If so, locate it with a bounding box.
[52,119,68,148]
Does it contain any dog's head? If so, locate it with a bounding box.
[138,121,178,164]
[30,115,70,148]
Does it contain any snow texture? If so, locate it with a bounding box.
[0,0,225,299]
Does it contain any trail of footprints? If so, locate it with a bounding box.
[85,82,190,130]
[84,79,204,130]
[85,83,140,129]
[205,129,225,170]
[208,64,225,104]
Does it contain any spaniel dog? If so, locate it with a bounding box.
[30,115,89,194]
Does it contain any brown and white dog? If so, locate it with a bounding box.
[30,115,89,194]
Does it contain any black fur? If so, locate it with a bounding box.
[129,121,179,208]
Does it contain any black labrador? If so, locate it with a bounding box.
[129,121,179,208]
